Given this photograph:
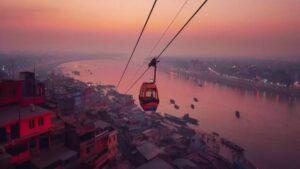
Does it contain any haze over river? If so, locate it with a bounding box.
[58,59,300,169]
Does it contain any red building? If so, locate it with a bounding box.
[0,71,45,107]
[0,105,53,164]
[0,72,52,166]
[65,119,118,168]
[0,71,117,168]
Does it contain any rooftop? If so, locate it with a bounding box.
[31,146,77,169]
[64,117,112,135]
[137,141,162,161]
[172,158,197,169]
[136,158,173,169]
[0,105,53,125]
[94,119,110,130]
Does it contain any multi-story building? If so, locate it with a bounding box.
[0,105,54,164]
[0,71,118,169]
[0,71,45,107]
[0,72,79,169]
[65,119,118,168]
[0,72,53,166]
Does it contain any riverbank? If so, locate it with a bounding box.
[162,67,300,98]
[49,69,256,169]
[57,58,300,169]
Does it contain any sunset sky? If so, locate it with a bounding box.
[0,0,299,59]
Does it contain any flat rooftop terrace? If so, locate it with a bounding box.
[0,105,53,125]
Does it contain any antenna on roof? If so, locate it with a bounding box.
[12,60,15,80]
[33,62,36,106]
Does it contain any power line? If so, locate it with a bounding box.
[125,67,150,93]
[125,0,209,93]
[156,0,208,60]
[129,0,190,83]
[147,0,190,60]
[116,0,158,90]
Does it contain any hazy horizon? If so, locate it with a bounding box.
[1,0,300,60]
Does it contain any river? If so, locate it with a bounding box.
[58,58,300,169]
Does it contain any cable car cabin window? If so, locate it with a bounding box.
[145,89,157,98]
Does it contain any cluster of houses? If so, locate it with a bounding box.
[0,72,118,169]
[0,70,256,169]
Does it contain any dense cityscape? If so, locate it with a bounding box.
[0,54,257,169]
[1,0,300,168]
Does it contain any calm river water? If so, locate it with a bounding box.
[59,59,300,169]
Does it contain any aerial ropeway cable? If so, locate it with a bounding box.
[129,0,190,84]
[116,0,158,90]
[147,0,191,61]
[155,0,208,60]
[126,0,209,112]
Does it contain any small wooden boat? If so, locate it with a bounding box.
[170,99,175,104]
[235,111,240,118]
[193,97,198,102]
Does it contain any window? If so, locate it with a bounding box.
[0,127,7,144]
[0,88,3,98]
[6,143,28,156]
[146,89,157,98]
[39,134,49,150]
[38,118,44,126]
[10,123,20,139]
[29,139,36,148]
[86,146,93,154]
[10,88,17,97]
[29,119,35,129]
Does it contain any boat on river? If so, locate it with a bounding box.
[235,110,240,118]
[170,99,175,104]
[191,104,195,109]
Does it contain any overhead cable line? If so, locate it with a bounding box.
[116,0,158,90]
[125,0,208,93]
[155,0,208,60]
[130,0,190,82]
[125,67,150,93]
[147,0,190,60]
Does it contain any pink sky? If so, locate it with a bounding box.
[0,0,299,59]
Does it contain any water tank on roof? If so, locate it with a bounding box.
[19,71,35,81]
[19,71,35,97]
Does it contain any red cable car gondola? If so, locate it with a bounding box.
[139,82,159,111]
[139,58,160,112]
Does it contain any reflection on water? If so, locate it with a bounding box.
[59,59,300,169]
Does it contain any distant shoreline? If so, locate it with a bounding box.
[162,68,300,99]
